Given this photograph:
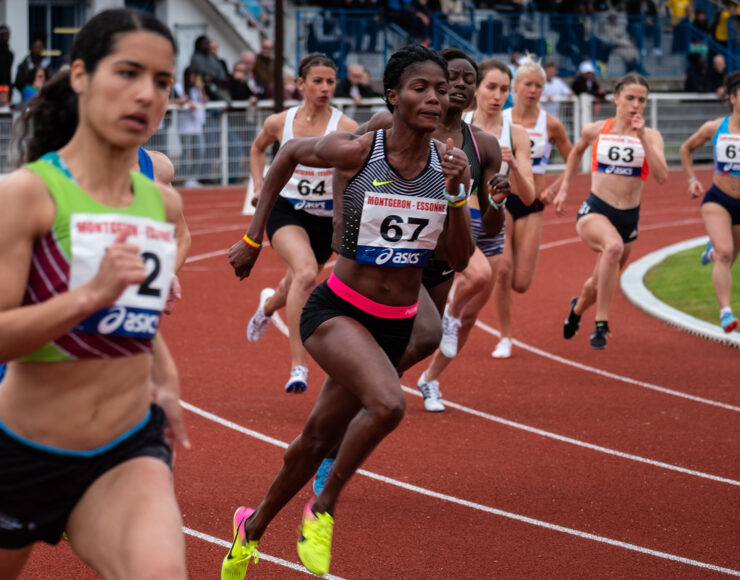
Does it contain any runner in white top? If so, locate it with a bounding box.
[243,53,357,393]
[420,58,534,389]
[488,55,572,359]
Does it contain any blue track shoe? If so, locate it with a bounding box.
[313,458,335,495]
[700,241,713,266]
[721,311,738,333]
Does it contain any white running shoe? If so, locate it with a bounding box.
[439,305,462,358]
[491,337,512,359]
[416,372,445,412]
[246,288,275,343]
[285,365,308,393]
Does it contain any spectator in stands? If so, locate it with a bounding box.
[13,33,51,100]
[282,66,303,100]
[0,25,13,93]
[410,0,434,47]
[542,61,573,118]
[20,65,47,103]
[307,13,343,63]
[0,83,9,107]
[572,60,607,100]
[712,0,740,47]
[626,0,662,56]
[210,39,231,84]
[555,2,590,72]
[666,0,692,53]
[595,11,641,72]
[254,37,275,98]
[684,52,714,92]
[439,0,475,38]
[228,61,259,104]
[707,53,727,97]
[335,63,380,103]
[692,8,712,36]
[172,67,207,187]
[385,0,415,31]
[240,51,265,99]
[190,35,228,87]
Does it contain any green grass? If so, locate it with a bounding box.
[643,244,740,326]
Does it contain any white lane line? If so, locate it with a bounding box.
[183,527,346,579]
[474,319,740,413]
[399,386,739,486]
[181,402,740,577]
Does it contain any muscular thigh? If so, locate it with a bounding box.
[271,225,319,273]
[577,214,621,252]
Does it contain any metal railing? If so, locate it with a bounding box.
[0,92,727,184]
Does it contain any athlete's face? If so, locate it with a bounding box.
[476,68,510,116]
[446,57,477,113]
[388,61,448,132]
[514,71,544,106]
[614,83,648,120]
[298,65,337,106]
[72,31,174,149]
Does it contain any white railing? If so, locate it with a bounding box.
[0,93,726,185]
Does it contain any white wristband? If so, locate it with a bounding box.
[688,177,697,184]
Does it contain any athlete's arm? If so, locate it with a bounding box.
[147,149,176,186]
[509,123,536,205]
[475,129,507,236]
[354,110,392,135]
[540,115,573,204]
[634,116,667,184]
[438,139,475,272]
[150,334,190,450]
[0,170,146,361]
[249,112,284,198]
[553,120,602,216]
[680,118,720,198]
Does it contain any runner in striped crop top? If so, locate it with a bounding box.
[555,73,668,349]
[222,45,475,578]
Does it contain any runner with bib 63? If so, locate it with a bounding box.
[554,74,667,349]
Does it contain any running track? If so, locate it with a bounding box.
[23,169,739,578]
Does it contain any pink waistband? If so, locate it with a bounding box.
[327,273,418,319]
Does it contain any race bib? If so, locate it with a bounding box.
[595,135,645,177]
[281,165,333,216]
[527,129,547,164]
[715,134,740,173]
[69,213,176,339]
[356,192,447,267]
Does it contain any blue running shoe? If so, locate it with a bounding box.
[0,363,5,383]
[721,311,738,333]
[285,365,308,393]
[700,241,713,266]
[313,458,335,495]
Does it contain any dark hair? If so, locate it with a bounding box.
[13,9,176,165]
[383,44,448,112]
[476,58,511,86]
[183,66,197,94]
[437,47,478,81]
[23,65,47,87]
[297,52,336,79]
[613,73,649,94]
[725,71,740,102]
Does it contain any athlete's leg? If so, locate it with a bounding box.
[67,458,186,580]
[0,547,32,579]
[396,286,444,375]
[493,213,514,339]
[510,211,544,294]
[576,214,624,321]
[445,248,492,319]
[270,226,321,370]
[702,202,736,310]
[262,271,291,317]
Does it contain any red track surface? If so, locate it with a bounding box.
[22,169,739,579]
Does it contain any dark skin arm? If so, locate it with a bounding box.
[472,127,509,236]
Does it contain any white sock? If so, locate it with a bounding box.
[720,307,732,318]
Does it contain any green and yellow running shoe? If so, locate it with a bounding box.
[297,499,334,576]
[221,506,259,580]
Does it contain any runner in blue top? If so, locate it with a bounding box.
[679,71,740,333]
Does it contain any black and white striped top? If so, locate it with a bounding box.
[339,130,448,268]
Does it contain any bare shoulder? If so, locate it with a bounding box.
[153,182,185,224]
[644,126,665,146]
[263,110,288,135]
[146,149,175,186]
[581,120,605,142]
[545,112,566,134]
[338,114,359,132]
[470,125,501,160]
[318,131,373,173]
[0,167,56,236]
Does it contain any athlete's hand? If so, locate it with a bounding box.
[688,179,704,199]
[441,138,467,194]
[539,186,554,205]
[86,229,146,310]
[500,146,517,171]
[553,186,568,217]
[488,174,510,205]
[228,237,262,280]
[631,113,646,138]
[163,275,182,315]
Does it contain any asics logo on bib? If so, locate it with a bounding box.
[294,200,328,210]
[375,248,421,265]
[372,178,394,186]
[97,306,159,336]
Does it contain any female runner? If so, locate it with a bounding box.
[489,55,572,358]
[554,73,668,348]
[245,53,357,394]
[0,9,188,578]
[679,71,740,333]
[223,45,474,578]
[416,58,534,397]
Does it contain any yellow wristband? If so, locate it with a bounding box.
[242,234,261,249]
[448,197,468,208]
